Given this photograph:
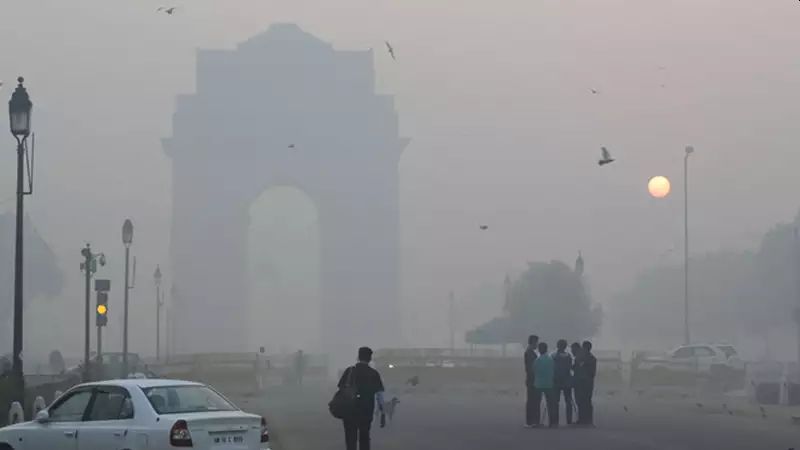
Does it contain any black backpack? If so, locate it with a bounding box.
[329,366,358,419]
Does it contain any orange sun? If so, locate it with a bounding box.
[648,176,671,198]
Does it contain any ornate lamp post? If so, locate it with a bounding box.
[8,77,32,402]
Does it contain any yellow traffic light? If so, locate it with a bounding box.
[96,304,108,315]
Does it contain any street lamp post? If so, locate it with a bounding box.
[683,145,694,345]
[154,265,163,361]
[448,291,455,354]
[8,76,32,403]
[122,219,134,378]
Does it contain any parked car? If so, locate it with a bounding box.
[0,378,270,450]
[636,343,745,377]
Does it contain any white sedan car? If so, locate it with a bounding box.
[0,379,269,450]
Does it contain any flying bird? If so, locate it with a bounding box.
[623,406,629,413]
[157,6,177,15]
[590,88,599,95]
[695,402,703,408]
[288,144,295,149]
[385,41,396,60]
[598,147,615,166]
[479,225,488,231]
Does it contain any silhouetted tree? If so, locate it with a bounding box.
[609,210,800,351]
[506,260,601,344]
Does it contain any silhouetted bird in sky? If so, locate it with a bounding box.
[157,6,177,15]
[695,402,703,408]
[479,225,488,231]
[385,41,396,60]
[288,144,295,149]
[623,406,629,413]
[590,88,599,94]
[598,147,615,166]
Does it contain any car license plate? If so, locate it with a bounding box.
[213,435,244,444]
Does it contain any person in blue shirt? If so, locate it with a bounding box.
[531,342,559,427]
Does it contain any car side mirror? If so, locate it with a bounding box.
[35,410,50,423]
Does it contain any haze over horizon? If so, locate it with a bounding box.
[2,0,800,359]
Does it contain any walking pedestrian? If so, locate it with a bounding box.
[552,339,574,425]
[524,335,539,427]
[574,340,597,426]
[337,347,386,450]
[532,342,559,427]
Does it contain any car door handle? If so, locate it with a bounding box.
[64,430,76,438]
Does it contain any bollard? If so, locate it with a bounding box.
[8,401,24,424]
[33,396,47,416]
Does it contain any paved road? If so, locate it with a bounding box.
[234,386,800,450]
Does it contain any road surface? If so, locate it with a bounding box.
[234,385,800,450]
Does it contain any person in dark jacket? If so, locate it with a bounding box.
[523,334,539,427]
[573,340,597,426]
[337,347,385,450]
[552,339,574,425]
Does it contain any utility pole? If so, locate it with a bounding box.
[154,265,163,361]
[448,291,455,353]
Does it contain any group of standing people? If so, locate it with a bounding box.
[524,335,597,428]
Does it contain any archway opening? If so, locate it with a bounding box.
[246,186,321,355]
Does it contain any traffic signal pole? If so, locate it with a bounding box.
[96,324,102,364]
[83,244,92,382]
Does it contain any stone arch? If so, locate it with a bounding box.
[163,24,408,357]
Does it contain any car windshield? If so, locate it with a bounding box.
[142,385,237,414]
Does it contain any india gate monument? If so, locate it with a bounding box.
[163,24,407,357]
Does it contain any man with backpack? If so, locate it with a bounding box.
[335,347,386,450]
[552,339,574,425]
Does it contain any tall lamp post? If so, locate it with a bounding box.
[154,265,163,361]
[683,145,694,345]
[794,227,800,368]
[122,219,134,378]
[8,77,32,403]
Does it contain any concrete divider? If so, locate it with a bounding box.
[747,361,800,406]
[7,401,23,424]
[32,396,46,416]
[374,348,624,390]
[149,352,328,393]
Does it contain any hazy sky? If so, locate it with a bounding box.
[3,0,800,355]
